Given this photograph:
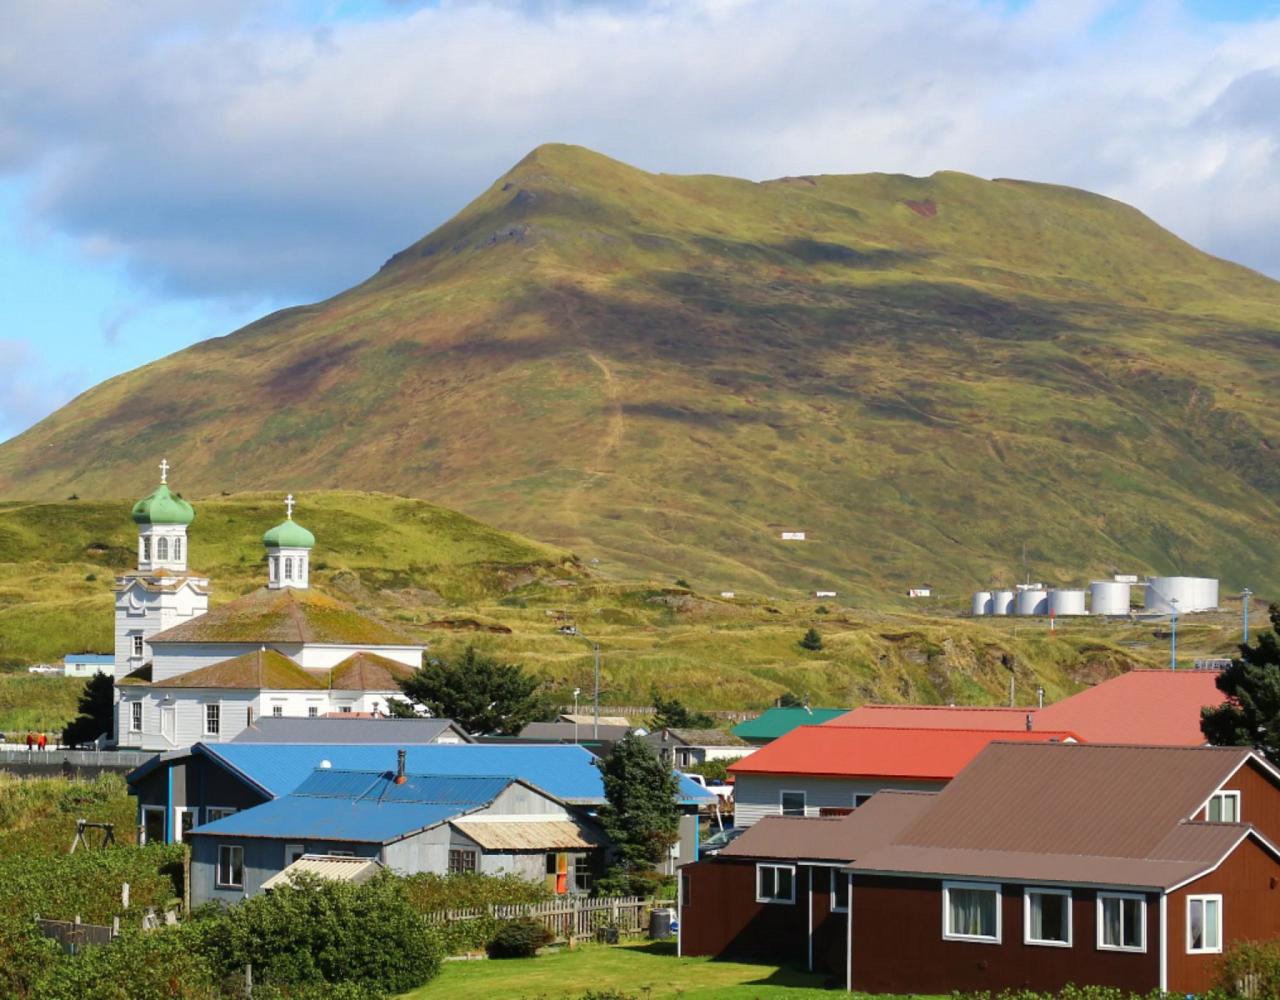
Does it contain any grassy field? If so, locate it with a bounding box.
[398,941,904,999]
[0,771,139,855]
[0,145,1276,603]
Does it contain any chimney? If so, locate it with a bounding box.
[1025,713,1033,732]
[395,748,407,785]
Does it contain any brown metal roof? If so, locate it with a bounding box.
[450,818,603,851]
[720,790,937,864]
[328,651,415,690]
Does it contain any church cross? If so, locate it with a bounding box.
[159,459,169,484]
[285,494,295,519]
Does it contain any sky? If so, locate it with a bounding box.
[2,0,1280,441]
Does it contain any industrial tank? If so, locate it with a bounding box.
[1015,589,1048,616]
[1144,577,1220,613]
[972,592,993,616]
[1090,581,1130,616]
[992,590,1015,616]
[1048,589,1087,616]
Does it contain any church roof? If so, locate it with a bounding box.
[131,484,195,526]
[148,587,418,647]
[119,663,153,685]
[329,651,417,690]
[263,517,316,549]
[151,649,326,690]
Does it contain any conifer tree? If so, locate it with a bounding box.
[1202,604,1280,764]
[594,734,681,896]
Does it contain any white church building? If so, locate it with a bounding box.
[114,464,425,751]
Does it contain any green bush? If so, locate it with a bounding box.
[1218,939,1280,997]
[0,842,184,922]
[951,988,1191,1000]
[401,870,547,913]
[0,913,60,999]
[36,926,220,1000]
[486,917,554,958]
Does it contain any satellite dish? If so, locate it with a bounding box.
[319,759,332,769]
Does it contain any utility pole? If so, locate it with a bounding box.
[593,643,601,740]
[1170,599,1179,670]
[1243,588,1253,644]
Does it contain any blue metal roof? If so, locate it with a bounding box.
[65,654,114,664]
[192,769,509,843]
[195,743,713,805]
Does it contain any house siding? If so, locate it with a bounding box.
[1167,837,1280,995]
[1217,759,1280,846]
[849,876,1160,995]
[680,858,809,965]
[189,836,381,907]
[733,774,943,827]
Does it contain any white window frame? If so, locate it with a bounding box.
[942,880,1002,944]
[284,843,305,866]
[130,701,143,733]
[1023,887,1072,948]
[307,706,319,718]
[779,789,806,817]
[756,863,796,905]
[205,703,220,735]
[329,849,355,858]
[206,806,237,823]
[830,868,850,913]
[131,634,144,658]
[216,844,245,889]
[174,806,196,843]
[1206,791,1241,823]
[140,805,166,844]
[1186,894,1223,955]
[272,705,283,717]
[1097,892,1147,953]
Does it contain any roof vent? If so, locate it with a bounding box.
[395,748,407,785]
[1026,713,1033,732]
[319,759,332,769]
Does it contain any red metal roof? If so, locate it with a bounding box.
[728,725,1080,781]
[826,705,1033,730]
[1036,669,1223,745]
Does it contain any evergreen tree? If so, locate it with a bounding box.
[778,692,804,708]
[650,686,714,729]
[799,627,823,651]
[62,671,115,746]
[594,734,681,896]
[1201,604,1280,764]
[397,646,553,736]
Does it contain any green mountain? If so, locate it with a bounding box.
[1,144,1277,601]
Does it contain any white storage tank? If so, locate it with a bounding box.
[1090,580,1131,616]
[1144,576,1220,613]
[972,591,993,616]
[1015,589,1048,616]
[1048,589,1087,616]
[992,590,1015,616]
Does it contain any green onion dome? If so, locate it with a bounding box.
[131,484,195,526]
[262,517,316,549]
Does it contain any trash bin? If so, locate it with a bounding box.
[648,907,674,940]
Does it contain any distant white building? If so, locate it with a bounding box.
[814,590,837,599]
[908,588,932,598]
[780,531,806,541]
[64,654,114,678]
[113,464,425,751]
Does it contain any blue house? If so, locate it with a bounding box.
[189,758,606,906]
[128,741,713,864]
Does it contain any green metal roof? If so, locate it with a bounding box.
[131,484,195,526]
[262,517,316,549]
[730,706,849,742]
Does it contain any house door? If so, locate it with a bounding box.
[141,806,166,844]
[160,706,176,743]
[175,807,195,842]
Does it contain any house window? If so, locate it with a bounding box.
[1024,888,1072,947]
[1098,893,1146,952]
[131,634,144,658]
[272,705,283,717]
[205,704,220,735]
[854,794,873,808]
[285,843,305,866]
[142,537,151,561]
[269,557,278,583]
[1187,895,1222,954]
[284,557,293,581]
[141,806,166,844]
[448,848,478,875]
[216,845,244,888]
[173,537,182,561]
[156,537,169,560]
[780,791,806,817]
[340,706,352,714]
[831,869,849,913]
[307,706,318,718]
[756,864,796,904]
[206,807,237,822]
[681,871,692,907]
[246,707,253,727]
[943,881,1001,943]
[130,701,143,732]
[1207,791,1240,823]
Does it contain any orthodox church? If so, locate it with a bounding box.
[114,463,424,751]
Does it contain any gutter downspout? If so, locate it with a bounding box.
[1159,893,1168,993]
[846,870,853,992]
[807,866,814,972]
[676,866,683,958]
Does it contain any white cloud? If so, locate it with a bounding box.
[2,0,1280,301]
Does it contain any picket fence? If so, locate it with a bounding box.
[424,895,673,943]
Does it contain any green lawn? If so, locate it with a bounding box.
[401,940,936,999]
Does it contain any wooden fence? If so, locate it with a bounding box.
[424,895,675,943]
[561,705,756,723]
[35,917,115,954]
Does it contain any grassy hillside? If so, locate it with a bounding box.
[0,145,1277,602]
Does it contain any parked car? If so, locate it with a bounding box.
[698,826,745,859]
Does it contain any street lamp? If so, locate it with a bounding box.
[1170,598,1179,670]
[1243,588,1253,644]
[572,688,581,744]
[565,631,603,740]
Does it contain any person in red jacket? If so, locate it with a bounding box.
[37,732,47,751]
[25,732,33,750]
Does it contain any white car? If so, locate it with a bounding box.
[683,772,734,803]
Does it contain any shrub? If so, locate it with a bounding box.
[1218,939,1280,997]
[0,913,60,999]
[0,842,185,922]
[402,871,547,913]
[799,627,823,651]
[486,917,554,958]
[36,926,220,1000]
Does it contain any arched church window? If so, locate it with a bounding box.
[269,557,278,582]
[156,537,169,560]
[284,557,293,581]
[173,537,182,561]
[142,537,151,561]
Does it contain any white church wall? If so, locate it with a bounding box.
[114,578,209,679]
[149,642,305,682]
[295,645,423,670]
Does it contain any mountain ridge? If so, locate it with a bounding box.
[2,143,1278,601]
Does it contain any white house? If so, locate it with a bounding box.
[114,465,426,751]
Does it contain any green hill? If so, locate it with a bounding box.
[0,144,1277,601]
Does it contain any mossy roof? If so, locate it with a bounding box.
[329,651,418,691]
[148,587,418,646]
[152,649,326,690]
[119,663,153,685]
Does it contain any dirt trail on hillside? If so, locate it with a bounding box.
[584,351,625,477]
